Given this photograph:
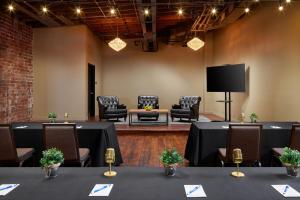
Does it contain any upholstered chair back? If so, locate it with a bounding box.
[0,125,18,162]
[97,96,120,109]
[138,96,159,108]
[226,124,262,163]
[290,124,300,150]
[179,96,201,109]
[43,123,80,162]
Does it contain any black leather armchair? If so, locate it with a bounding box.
[170,96,201,121]
[97,96,127,121]
[137,95,159,121]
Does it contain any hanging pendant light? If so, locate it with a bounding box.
[187,37,205,51]
[109,25,127,52]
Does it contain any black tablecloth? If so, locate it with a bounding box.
[11,122,123,167]
[0,167,298,200]
[185,122,296,166]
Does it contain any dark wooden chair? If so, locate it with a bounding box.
[272,124,300,157]
[218,123,262,167]
[0,124,35,167]
[43,123,90,167]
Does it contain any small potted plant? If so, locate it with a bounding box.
[160,148,183,176]
[279,147,300,177]
[144,105,153,111]
[249,113,258,123]
[40,148,64,178]
[48,112,57,123]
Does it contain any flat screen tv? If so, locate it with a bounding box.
[207,64,245,92]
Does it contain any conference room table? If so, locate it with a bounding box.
[11,122,123,167]
[0,167,298,200]
[185,122,296,166]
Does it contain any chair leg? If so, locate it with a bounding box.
[124,117,127,122]
[171,117,174,122]
[220,160,224,167]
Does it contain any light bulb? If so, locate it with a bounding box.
[211,8,217,15]
[8,4,14,12]
[286,0,291,3]
[278,5,284,11]
[110,8,115,15]
[76,7,82,15]
[42,6,48,13]
[144,8,149,16]
[178,8,183,15]
[245,7,250,13]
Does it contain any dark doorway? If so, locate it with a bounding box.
[88,64,95,117]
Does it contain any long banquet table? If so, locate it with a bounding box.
[185,122,296,166]
[11,122,123,167]
[0,167,298,200]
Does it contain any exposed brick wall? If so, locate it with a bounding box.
[0,13,33,123]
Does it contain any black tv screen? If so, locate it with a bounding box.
[207,64,245,92]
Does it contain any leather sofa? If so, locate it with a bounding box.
[97,96,127,121]
[137,95,159,121]
[170,96,201,121]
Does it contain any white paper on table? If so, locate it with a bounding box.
[272,185,300,197]
[15,126,28,129]
[270,126,282,129]
[76,126,82,129]
[222,126,229,129]
[184,185,207,198]
[89,184,113,196]
[0,184,19,196]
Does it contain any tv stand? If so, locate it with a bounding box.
[216,92,232,122]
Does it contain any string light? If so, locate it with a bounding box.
[75,7,82,15]
[8,4,14,12]
[211,8,217,15]
[144,8,149,16]
[245,7,250,13]
[178,8,183,16]
[110,8,116,15]
[286,0,291,3]
[41,6,48,13]
[254,0,259,2]
[278,5,284,11]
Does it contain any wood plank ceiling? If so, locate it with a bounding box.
[1,0,255,49]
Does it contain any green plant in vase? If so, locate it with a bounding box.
[48,112,57,123]
[249,113,258,123]
[144,105,153,111]
[279,147,300,177]
[160,148,183,176]
[40,148,64,178]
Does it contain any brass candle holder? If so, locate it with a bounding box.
[104,148,117,177]
[64,113,69,123]
[241,113,245,124]
[231,148,245,177]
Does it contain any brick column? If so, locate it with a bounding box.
[0,13,33,123]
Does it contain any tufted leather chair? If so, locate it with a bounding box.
[137,96,159,120]
[97,96,127,121]
[170,96,201,121]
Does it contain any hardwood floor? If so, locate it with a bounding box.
[115,113,222,167]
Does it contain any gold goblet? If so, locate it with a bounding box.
[104,148,117,177]
[231,148,245,177]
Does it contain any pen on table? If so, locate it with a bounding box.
[283,185,289,194]
[186,186,200,196]
[0,185,16,191]
[92,185,110,194]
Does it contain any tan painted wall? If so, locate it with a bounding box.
[102,41,205,110]
[33,25,102,120]
[204,2,300,121]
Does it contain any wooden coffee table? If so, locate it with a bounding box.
[128,109,169,126]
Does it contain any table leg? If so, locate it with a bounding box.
[166,112,169,125]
